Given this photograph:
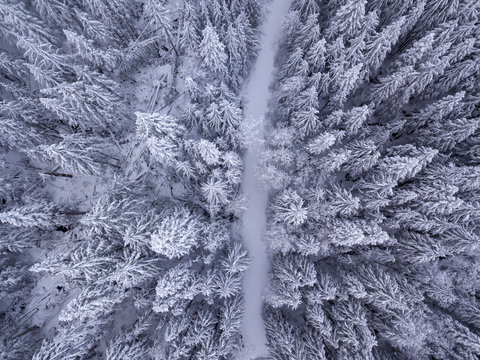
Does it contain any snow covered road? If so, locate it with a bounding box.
[240,1,292,358]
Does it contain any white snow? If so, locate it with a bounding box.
[239,1,292,358]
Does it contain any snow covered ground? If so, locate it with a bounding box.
[239,1,292,358]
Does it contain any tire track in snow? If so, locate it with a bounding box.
[240,1,292,358]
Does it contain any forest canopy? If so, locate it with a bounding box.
[1,0,480,359]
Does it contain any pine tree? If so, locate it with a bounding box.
[199,23,228,76]
[40,80,126,130]
[0,0,56,44]
[64,30,118,71]
[150,207,202,259]
[326,0,367,40]
[179,8,200,53]
[153,263,200,315]
[144,0,178,56]
[292,0,321,17]
[25,134,105,176]
[365,16,406,75]
[201,176,231,212]
[272,190,308,227]
[0,202,59,228]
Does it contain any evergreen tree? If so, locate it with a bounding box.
[199,23,228,76]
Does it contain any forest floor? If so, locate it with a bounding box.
[239,1,292,359]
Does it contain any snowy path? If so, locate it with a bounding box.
[240,1,291,359]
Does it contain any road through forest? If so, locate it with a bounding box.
[240,1,292,358]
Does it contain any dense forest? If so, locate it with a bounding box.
[262,0,480,359]
[1,0,480,359]
[0,0,262,358]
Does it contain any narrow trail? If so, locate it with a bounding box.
[240,1,292,359]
